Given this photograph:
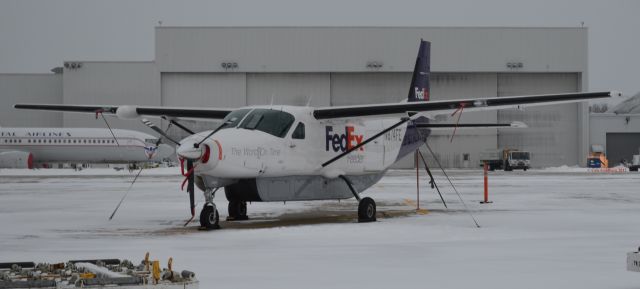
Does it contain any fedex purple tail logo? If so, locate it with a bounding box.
[414,87,429,101]
[325,126,364,152]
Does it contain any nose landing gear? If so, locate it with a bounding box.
[199,188,220,229]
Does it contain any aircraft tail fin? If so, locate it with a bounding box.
[407,39,431,102]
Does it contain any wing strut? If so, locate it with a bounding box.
[322,117,412,168]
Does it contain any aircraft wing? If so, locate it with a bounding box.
[13,104,232,120]
[312,91,618,120]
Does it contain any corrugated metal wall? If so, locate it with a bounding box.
[497,73,580,167]
[0,74,62,127]
[247,73,330,106]
[419,73,498,169]
[62,62,160,133]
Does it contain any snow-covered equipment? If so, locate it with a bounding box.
[0,253,198,289]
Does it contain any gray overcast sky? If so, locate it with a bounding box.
[0,0,638,95]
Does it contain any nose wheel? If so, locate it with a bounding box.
[199,204,220,229]
[199,188,220,230]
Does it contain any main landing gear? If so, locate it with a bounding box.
[199,188,220,229]
[339,175,376,223]
[227,201,249,221]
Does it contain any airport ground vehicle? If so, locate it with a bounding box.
[587,145,608,168]
[480,149,530,171]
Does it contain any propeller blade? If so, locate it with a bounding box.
[141,118,180,145]
[188,160,195,217]
[183,159,196,227]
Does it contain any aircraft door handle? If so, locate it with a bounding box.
[289,144,296,148]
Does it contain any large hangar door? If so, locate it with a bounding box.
[161,73,246,139]
[606,133,640,166]
[497,73,580,168]
[421,73,498,169]
[330,73,411,106]
[246,73,330,106]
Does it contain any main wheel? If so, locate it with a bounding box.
[199,204,220,229]
[227,201,249,221]
[358,197,376,223]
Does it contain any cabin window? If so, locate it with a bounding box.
[219,109,251,130]
[292,122,305,139]
[239,109,295,138]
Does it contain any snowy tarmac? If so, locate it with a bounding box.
[1,168,639,288]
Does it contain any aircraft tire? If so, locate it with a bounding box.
[199,205,220,229]
[227,201,249,221]
[358,197,376,223]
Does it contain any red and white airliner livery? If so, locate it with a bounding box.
[15,40,620,229]
[0,127,174,169]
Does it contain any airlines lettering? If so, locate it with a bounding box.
[0,131,72,137]
[325,126,364,152]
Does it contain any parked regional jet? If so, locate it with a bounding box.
[0,127,174,168]
[15,40,620,229]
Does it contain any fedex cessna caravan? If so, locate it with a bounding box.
[15,40,619,229]
[0,127,174,168]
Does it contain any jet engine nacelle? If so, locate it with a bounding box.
[0,151,34,169]
[116,105,139,119]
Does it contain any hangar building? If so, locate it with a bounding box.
[0,27,591,168]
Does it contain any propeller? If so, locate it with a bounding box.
[184,158,196,226]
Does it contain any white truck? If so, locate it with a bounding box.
[480,148,531,171]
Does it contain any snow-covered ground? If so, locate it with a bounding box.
[1,168,639,288]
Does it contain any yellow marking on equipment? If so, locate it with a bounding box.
[79,272,96,279]
[403,199,429,215]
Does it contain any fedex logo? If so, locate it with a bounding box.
[414,87,429,101]
[325,126,364,152]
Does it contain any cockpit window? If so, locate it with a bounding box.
[239,109,295,138]
[292,122,305,139]
[219,109,251,130]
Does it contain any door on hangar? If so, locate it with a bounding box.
[497,73,580,168]
[606,133,640,167]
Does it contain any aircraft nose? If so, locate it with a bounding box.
[176,138,220,166]
[177,140,203,160]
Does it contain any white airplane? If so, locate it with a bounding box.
[0,127,174,169]
[15,40,619,229]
